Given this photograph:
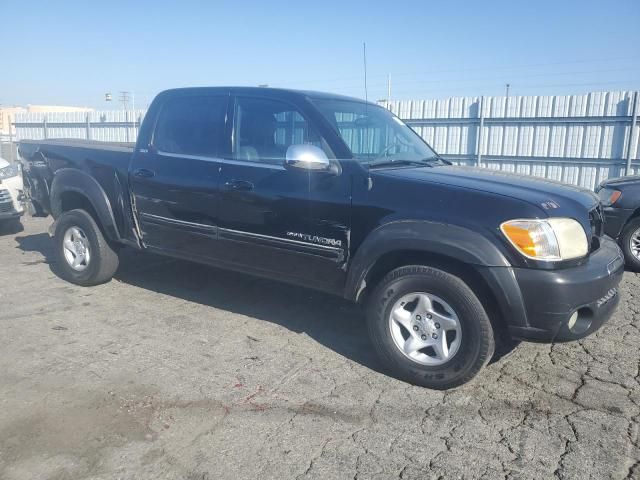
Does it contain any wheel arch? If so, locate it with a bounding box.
[50,168,121,242]
[345,221,528,331]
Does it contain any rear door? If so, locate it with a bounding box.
[216,94,351,293]
[129,91,229,260]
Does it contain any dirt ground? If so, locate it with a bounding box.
[1,216,639,480]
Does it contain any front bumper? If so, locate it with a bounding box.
[507,236,624,343]
[0,175,25,220]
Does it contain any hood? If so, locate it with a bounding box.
[0,157,9,169]
[599,175,640,188]
[377,165,599,213]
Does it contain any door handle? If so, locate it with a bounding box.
[133,168,156,178]
[224,180,253,191]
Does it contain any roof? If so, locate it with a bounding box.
[156,86,373,105]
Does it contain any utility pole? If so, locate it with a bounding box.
[119,91,131,110]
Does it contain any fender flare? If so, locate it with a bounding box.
[344,220,530,328]
[50,168,121,241]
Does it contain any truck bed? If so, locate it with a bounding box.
[19,138,137,243]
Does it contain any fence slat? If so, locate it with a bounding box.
[384,90,639,189]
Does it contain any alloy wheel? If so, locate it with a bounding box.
[62,226,91,271]
[388,292,462,366]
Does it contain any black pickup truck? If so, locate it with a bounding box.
[20,87,625,389]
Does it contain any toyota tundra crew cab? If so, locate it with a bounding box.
[19,87,625,389]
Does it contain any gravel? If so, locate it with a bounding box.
[1,216,638,480]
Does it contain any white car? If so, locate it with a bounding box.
[0,156,24,226]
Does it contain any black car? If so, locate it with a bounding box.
[597,175,640,269]
[19,87,625,389]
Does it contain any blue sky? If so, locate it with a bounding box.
[1,0,638,109]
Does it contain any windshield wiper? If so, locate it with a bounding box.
[368,158,435,169]
[420,156,451,166]
[367,155,451,168]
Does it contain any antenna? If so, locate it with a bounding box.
[387,73,391,105]
[363,42,368,103]
[362,42,370,159]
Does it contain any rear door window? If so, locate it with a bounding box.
[154,95,228,157]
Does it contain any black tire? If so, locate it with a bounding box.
[53,209,119,286]
[0,217,23,234]
[366,265,495,390]
[620,217,640,271]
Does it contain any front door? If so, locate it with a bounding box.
[216,94,351,293]
[129,91,229,260]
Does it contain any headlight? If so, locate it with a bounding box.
[597,187,621,207]
[500,218,588,261]
[0,162,21,180]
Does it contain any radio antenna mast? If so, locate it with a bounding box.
[363,42,370,157]
[363,42,369,103]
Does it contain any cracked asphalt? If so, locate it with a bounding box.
[1,216,639,480]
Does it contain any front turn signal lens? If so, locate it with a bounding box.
[597,188,622,207]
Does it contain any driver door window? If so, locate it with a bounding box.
[233,97,325,164]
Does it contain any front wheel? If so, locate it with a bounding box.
[366,265,495,389]
[53,209,119,286]
[620,217,640,271]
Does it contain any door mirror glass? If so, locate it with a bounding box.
[284,144,331,171]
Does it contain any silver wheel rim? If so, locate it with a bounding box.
[631,227,640,260]
[388,292,462,366]
[62,226,91,272]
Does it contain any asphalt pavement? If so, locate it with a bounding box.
[1,216,639,480]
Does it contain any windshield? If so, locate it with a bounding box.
[312,98,441,165]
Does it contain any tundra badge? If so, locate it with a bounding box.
[286,232,342,247]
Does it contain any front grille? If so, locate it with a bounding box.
[0,189,14,213]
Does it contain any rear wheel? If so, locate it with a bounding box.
[366,265,495,389]
[620,217,640,270]
[53,209,119,286]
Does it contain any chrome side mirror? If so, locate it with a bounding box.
[284,144,331,171]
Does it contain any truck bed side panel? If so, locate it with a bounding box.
[19,140,138,244]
